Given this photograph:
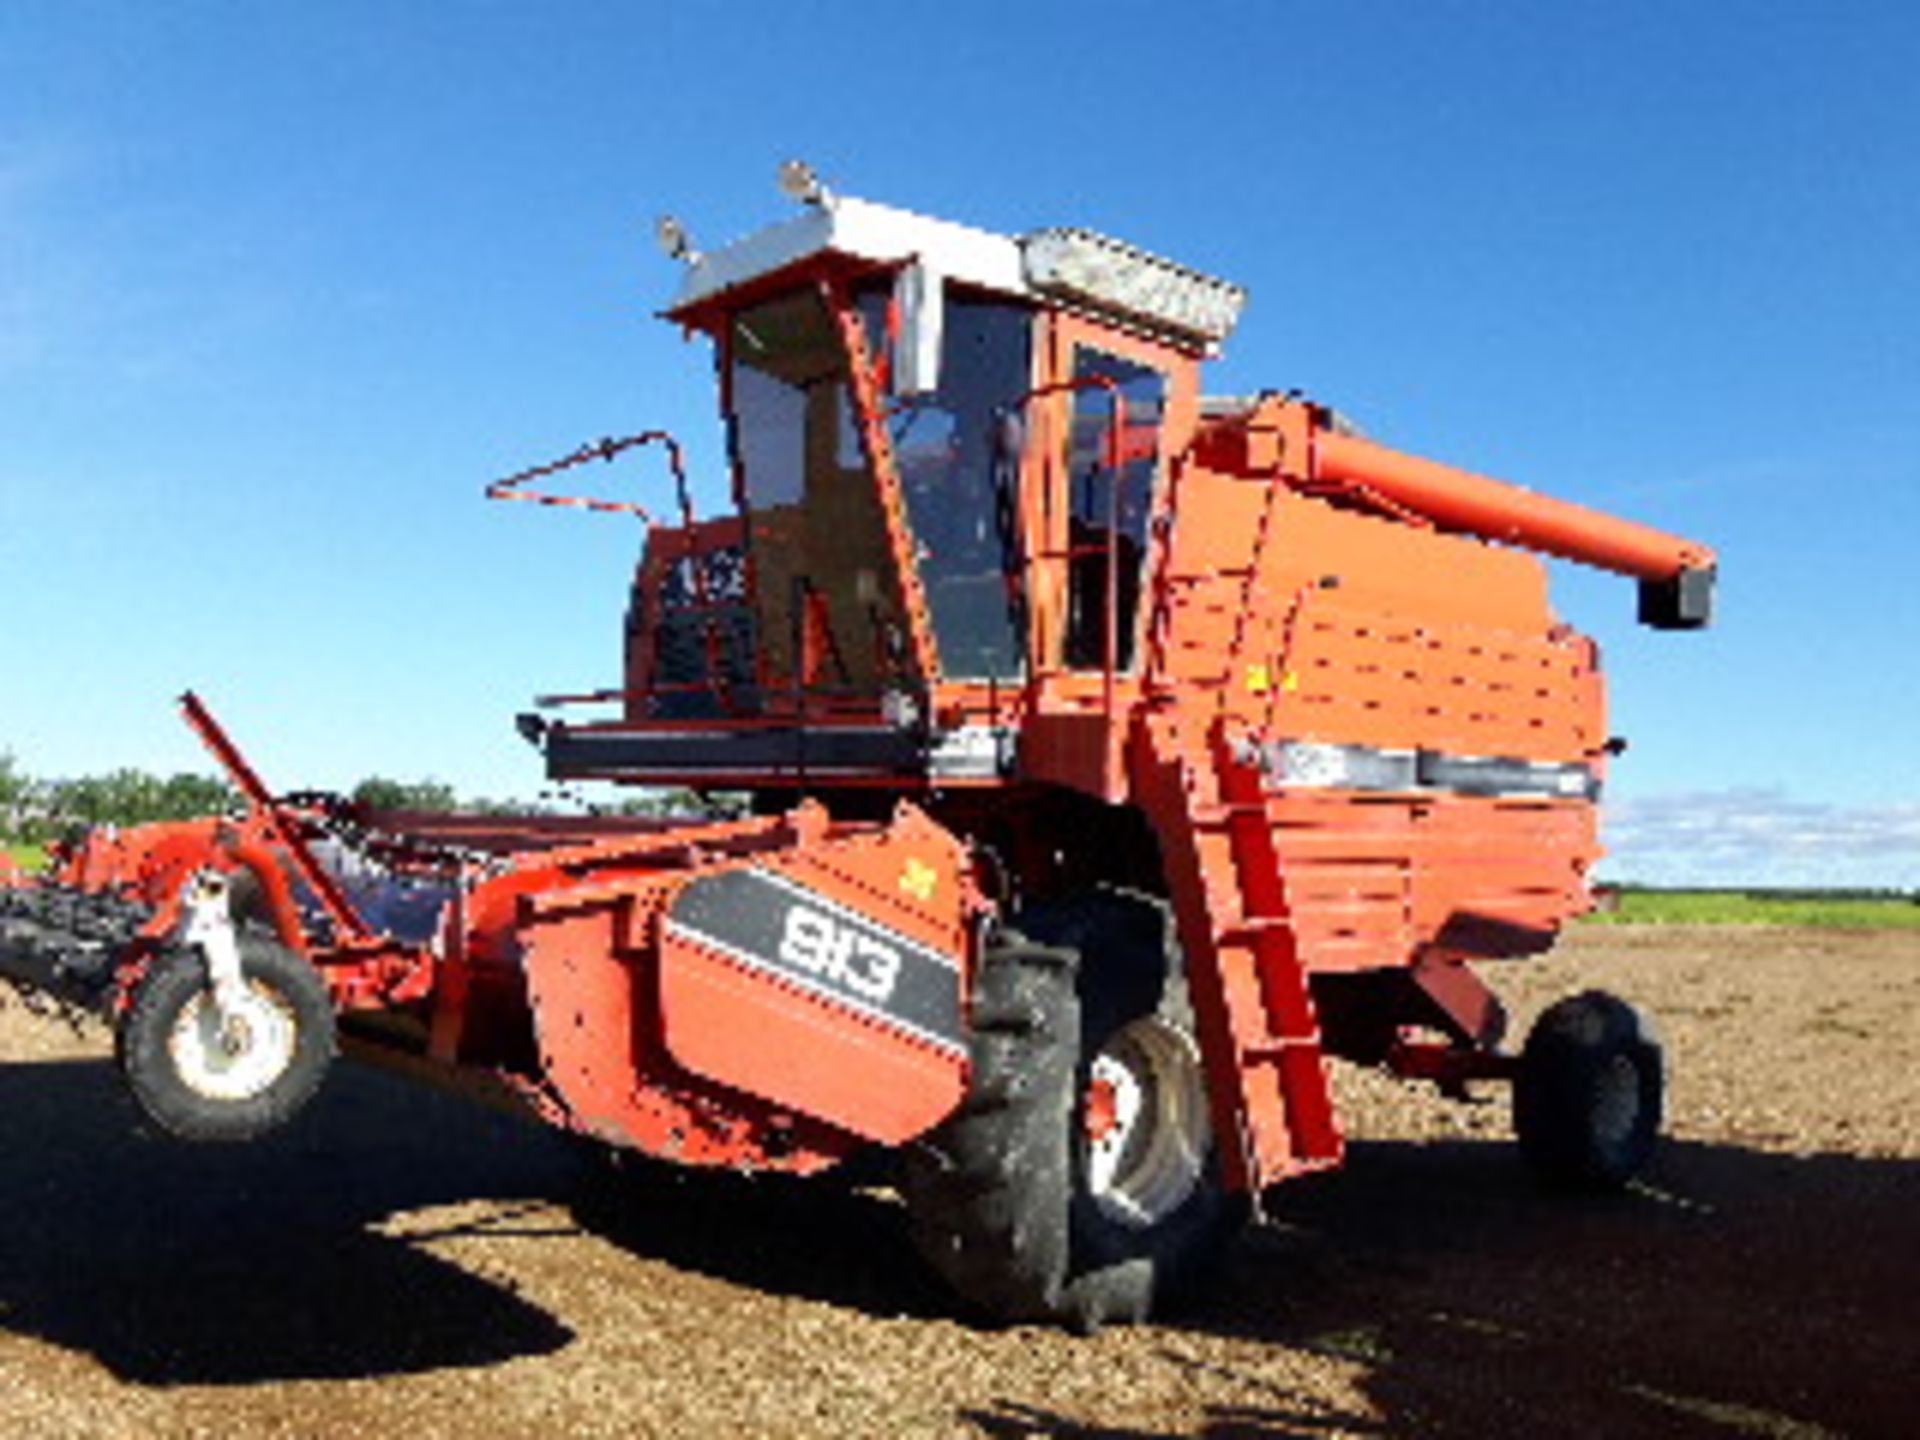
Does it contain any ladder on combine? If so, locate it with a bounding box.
[1137,461,1344,1192]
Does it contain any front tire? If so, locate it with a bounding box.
[119,932,336,1142]
[904,893,1243,1329]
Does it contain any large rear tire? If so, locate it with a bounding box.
[903,892,1243,1329]
[119,931,336,1143]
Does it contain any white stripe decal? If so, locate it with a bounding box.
[742,866,962,972]
[665,917,968,1058]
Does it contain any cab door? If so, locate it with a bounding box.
[1021,315,1199,798]
[1060,346,1166,677]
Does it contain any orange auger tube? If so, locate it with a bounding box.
[1315,430,1716,584]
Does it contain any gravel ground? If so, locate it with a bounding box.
[1,924,1915,1438]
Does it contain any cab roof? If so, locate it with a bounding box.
[665,193,1248,355]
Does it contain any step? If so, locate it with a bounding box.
[1214,915,1297,945]
[1165,675,1232,689]
[1187,800,1279,828]
[1240,1036,1324,1060]
[1164,567,1253,585]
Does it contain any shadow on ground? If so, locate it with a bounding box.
[567,1115,1920,1435]
[0,1054,577,1384]
[4,1047,1915,1434]
[966,1136,1920,1437]
[567,1148,951,1320]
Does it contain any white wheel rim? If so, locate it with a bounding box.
[1083,1016,1211,1228]
[167,981,299,1102]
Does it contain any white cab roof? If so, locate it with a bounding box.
[667,193,1247,352]
[671,196,1027,312]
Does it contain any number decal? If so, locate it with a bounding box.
[666,866,963,1052]
[778,904,903,1005]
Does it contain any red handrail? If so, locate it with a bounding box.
[490,429,754,717]
[1002,375,1128,724]
[485,430,695,528]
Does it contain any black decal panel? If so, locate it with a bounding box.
[666,867,965,1053]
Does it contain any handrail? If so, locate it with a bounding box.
[485,430,694,527]
[999,375,1128,725]
[489,428,753,717]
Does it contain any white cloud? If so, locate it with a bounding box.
[1601,788,1920,889]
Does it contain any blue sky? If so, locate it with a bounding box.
[2,2,1916,886]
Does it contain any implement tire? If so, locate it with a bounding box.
[1513,989,1663,1191]
[118,932,336,1143]
[904,893,1243,1329]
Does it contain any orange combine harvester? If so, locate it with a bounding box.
[2,167,1714,1328]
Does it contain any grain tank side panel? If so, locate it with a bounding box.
[1153,475,1608,975]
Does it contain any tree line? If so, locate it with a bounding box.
[1,751,710,845]
[0,752,472,843]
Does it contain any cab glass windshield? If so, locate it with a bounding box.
[860,284,1032,682]
[727,288,914,699]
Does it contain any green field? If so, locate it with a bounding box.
[1586,889,1920,928]
[2,844,47,874]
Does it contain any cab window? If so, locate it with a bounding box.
[1063,349,1164,671]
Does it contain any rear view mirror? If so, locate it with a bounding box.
[993,409,1026,468]
[892,262,944,396]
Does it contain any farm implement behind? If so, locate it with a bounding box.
[0,167,1711,1329]
[1,692,977,1169]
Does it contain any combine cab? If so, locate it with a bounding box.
[1,167,1713,1328]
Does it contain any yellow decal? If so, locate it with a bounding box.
[900,856,938,902]
[1245,663,1272,695]
[1282,670,1300,693]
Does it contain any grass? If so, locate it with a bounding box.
[1586,889,1920,928]
[2,843,48,874]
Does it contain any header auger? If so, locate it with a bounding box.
[1,167,1713,1329]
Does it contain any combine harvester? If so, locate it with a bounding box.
[0,166,1714,1328]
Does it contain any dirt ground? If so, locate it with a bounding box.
[1,925,1915,1438]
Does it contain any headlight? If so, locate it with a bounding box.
[1021,228,1247,349]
